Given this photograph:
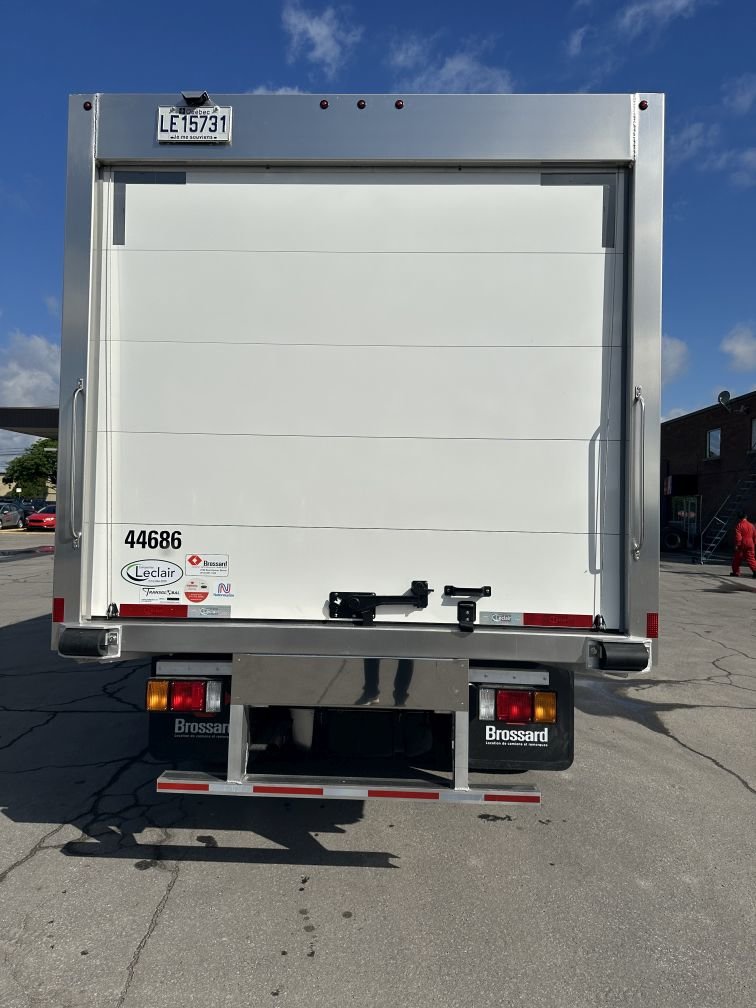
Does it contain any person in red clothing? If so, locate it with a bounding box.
[730,512,756,577]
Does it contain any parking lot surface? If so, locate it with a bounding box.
[0,553,754,1007]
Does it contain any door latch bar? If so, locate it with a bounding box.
[329,581,433,624]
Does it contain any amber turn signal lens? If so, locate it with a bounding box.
[146,679,169,711]
[534,691,557,723]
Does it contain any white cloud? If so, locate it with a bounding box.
[662,335,690,384]
[728,148,756,188]
[705,146,756,188]
[566,26,590,57]
[249,84,308,94]
[616,0,702,40]
[568,0,704,86]
[0,332,60,407]
[282,3,362,79]
[721,324,756,371]
[390,37,432,72]
[667,121,720,166]
[722,73,756,115]
[44,295,60,318]
[388,36,514,93]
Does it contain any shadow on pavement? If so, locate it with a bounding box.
[574,673,755,795]
[0,615,396,870]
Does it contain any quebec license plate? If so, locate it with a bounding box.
[156,106,232,143]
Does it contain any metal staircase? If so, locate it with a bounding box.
[699,455,756,563]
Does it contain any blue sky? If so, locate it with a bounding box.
[1,0,755,464]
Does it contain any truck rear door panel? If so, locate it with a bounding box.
[88,168,625,627]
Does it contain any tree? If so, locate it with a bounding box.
[1,440,58,499]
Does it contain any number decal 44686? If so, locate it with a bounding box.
[124,530,182,550]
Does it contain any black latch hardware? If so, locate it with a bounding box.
[444,585,492,598]
[329,581,433,624]
[456,600,477,633]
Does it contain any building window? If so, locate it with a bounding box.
[706,428,721,459]
[751,419,756,450]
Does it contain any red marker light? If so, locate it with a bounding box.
[639,99,649,110]
[395,99,404,109]
[169,680,206,712]
[646,612,659,638]
[83,101,92,111]
[319,99,329,109]
[496,689,534,724]
[357,99,366,109]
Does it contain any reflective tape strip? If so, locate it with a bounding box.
[121,603,188,618]
[523,612,594,628]
[484,793,541,803]
[367,789,440,800]
[252,785,324,796]
[157,781,210,792]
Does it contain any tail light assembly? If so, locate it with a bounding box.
[146,679,223,713]
[478,687,557,724]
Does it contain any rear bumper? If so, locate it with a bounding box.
[55,618,653,670]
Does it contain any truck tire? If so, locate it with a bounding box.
[662,527,682,552]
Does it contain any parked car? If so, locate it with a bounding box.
[26,505,56,531]
[17,499,47,519]
[0,504,25,529]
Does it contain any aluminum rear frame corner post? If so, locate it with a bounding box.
[453,710,469,791]
[226,704,249,783]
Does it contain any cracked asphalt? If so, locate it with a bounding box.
[0,551,754,1008]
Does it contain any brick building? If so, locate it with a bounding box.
[661,390,756,552]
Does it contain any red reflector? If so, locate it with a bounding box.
[52,597,64,622]
[253,785,324,796]
[646,612,659,638]
[484,793,541,803]
[496,689,534,723]
[169,680,206,712]
[523,613,594,628]
[157,781,210,792]
[367,789,440,800]
[120,604,188,618]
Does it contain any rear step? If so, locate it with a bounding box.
[157,771,541,805]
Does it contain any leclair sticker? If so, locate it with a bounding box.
[121,560,183,586]
[480,612,524,626]
[186,554,229,577]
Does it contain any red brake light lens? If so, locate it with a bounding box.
[496,689,533,723]
[169,680,206,712]
[646,612,659,638]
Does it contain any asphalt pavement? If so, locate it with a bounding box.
[0,551,754,1008]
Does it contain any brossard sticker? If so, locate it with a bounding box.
[485,726,549,746]
[186,554,229,577]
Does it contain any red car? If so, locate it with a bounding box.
[26,504,56,531]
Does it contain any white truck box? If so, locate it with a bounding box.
[54,93,662,804]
